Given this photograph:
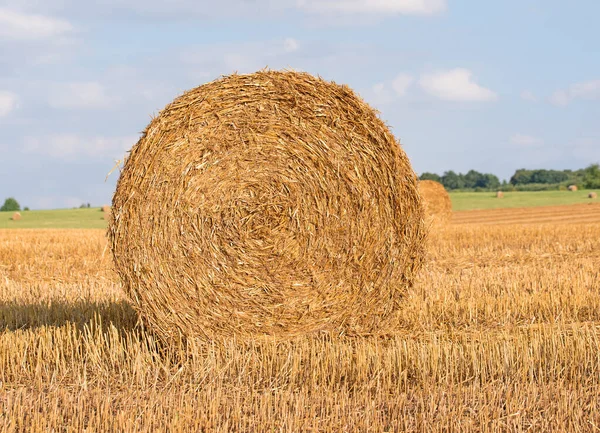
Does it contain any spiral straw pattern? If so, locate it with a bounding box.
[109,70,425,340]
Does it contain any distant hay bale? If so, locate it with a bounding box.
[589,192,598,199]
[109,70,426,341]
[568,185,578,192]
[418,180,452,223]
[101,205,112,221]
[496,191,504,199]
[11,212,21,221]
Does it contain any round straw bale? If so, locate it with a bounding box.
[109,70,426,341]
[496,191,504,199]
[589,192,598,199]
[568,185,578,192]
[418,180,452,223]
[101,205,112,221]
[11,212,21,221]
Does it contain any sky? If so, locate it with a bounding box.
[1,0,599,209]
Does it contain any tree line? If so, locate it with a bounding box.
[0,198,92,212]
[0,197,26,212]
[421,164,600,191]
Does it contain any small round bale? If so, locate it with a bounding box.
[590,192,598,199]
[568,185,578,192]
[101,205,112,221]
[11,212,21,221]
[418,180,452,223]
[496,191,504,199]
[109,70,426,340]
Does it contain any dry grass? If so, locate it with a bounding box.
[110,70,425,341]
[10,213,20,221]
[2,215,600,431]
[453,202,600,225]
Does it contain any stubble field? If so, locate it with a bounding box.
[1,203,600,432]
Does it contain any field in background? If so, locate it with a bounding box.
[0,208,107,229]
[2,191,598,229]
[450,189,597,211]
[453,202,600,225]
[1,211,600,430]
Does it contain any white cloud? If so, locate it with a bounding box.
[368,82,393,106]
[571,80,600,98]
[510,134,543,147]
[0,91,18,117]
[283,37,300,52]
[373,83,385,94]
[550,79,600,106]
[180,39,311,75]
[0,7,73,40]
[391,73,413,96]
[297,0,446,14]
[366,74,413,106]
[49,82,114,109]
[419,68,498,102]
[520,90,537,102]
[23,134,138,160]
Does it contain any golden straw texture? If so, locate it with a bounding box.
[418,180,452,223]
[109,70,425,341]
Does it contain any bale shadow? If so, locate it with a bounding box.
[0,300,139,335]
[0,300,192,364]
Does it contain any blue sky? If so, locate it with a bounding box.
[1,0,599,209]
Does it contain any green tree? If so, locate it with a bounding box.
[483,173,501,190]
[420,172,441,182]
[441,171,465,190]
[511,169,573,186]
[510,169,533,185]
[464,170,487,188]
[583,164,600,189]
[529,169,569,184]
[1,197,20,212]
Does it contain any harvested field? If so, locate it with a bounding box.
[453,202,600,225]
[2,212,600,430]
